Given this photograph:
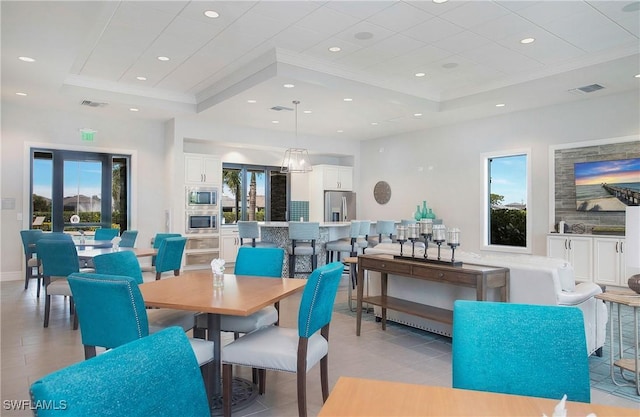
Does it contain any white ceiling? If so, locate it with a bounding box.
[2,0,639,141]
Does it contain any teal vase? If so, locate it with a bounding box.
[427,208,436,220]
[421,201,428,219]
[414,205,422,221]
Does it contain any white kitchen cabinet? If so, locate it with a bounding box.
[220,226,240,264]
[315,164,352,191]
[593,237,626,286]
[185,153,221,185]
[547,235,593,282]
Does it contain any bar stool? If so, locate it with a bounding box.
[237,221,277,248]
[325,221,361,263]
[358,220,372,254]
[368,220,395,247]
[287,222,320,278]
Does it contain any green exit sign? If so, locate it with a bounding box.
[80,129,96,141]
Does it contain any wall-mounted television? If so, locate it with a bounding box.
[575,157,640,212]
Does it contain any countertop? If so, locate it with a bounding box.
[259,221,351,228]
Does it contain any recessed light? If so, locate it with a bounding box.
[136,76,147,81]
[520,38,535,44]
[283,84,295,88]
[635,74,640,78]
[337,130,344,133]
[433,0,449,3]
[415,72,426,77]
[414,113,423,117]
[328,46,341,52]
[343,98,353,102]
[16,92,27,96]
[371,122,379,126]
[303,110,312,114]
[247,99,257,103]
[204,10,220,18]
[157,56,170,61]
[18,56,35,62]
[272,120,279,124]
[496,103,506,107]
[129,108,139,112]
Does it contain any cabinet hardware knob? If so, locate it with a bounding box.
[615,242,618,253]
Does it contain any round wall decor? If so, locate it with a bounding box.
[373,181,391,205]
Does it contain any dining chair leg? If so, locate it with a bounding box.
[72,306,78,330]
[155,272,161,280]
[223,363,233,417]
[200,363,212,408]
[289,255,295,278]
[321,325,330,402]
[297,338,309,417]
[84,345,97,359]
[258,369,266,395]
[43,294,51,328]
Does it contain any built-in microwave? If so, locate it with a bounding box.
[186,186,218,209]
[186,212,217,234]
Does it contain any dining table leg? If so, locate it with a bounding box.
[207,313,222,396]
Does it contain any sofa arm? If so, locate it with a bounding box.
[556,282,603,306]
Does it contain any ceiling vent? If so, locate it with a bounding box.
[568,84,605,95]
[270,105,293,111]
[80,100,108,108]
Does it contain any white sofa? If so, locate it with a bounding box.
[363,243,607,356]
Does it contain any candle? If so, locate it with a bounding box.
[408,224,419,239]
[448,228,460,245]
[396,226,407,240]
[433,225,446,241]
[419,219,433,235]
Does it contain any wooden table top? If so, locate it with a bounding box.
[76,247,157,259]
[318,377,639,417]
[139,270,307,316]
[596,291,640,307]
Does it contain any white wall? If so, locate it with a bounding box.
[1,102,167,281]
[359,91,640,256]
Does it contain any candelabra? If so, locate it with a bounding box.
[393,223,462,267]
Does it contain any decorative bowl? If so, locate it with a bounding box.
[628,274,640,294]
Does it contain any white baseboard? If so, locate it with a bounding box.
[1,271,23,282]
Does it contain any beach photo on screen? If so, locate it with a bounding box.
[574,157,640,212]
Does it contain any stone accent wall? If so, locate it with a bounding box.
[554,141,640,232]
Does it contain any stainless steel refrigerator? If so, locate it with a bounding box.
[324,191,356,222]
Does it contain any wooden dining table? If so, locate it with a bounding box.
[76,246,156,260]
[139,270,306,408]
[318,377,639,416]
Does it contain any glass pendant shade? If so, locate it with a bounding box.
[280,100,312,173]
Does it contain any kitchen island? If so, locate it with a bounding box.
[259,222,351,277]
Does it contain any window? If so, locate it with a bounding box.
[222,163,288,224]
[481,150,531,253]
[30,149,130,232]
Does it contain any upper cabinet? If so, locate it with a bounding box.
[314,164,353,191]
[185,153,221,185]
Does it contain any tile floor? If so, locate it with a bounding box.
[2,274,638,416]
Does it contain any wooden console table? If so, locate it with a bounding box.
[356,254,510,336]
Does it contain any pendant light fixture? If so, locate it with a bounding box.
[280,100,312,173]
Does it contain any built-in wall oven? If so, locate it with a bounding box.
[186,186,218,209]
[186,212,217,234]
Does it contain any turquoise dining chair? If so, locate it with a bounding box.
[154,237,187,280]
[222,261,345,417]
[119,230,138,248]
[36,239,79,329]
[94,228,119,241]
[30,327,211,417]
[452,300,591,403]
[20,229,43,296]
[92,250,196,334]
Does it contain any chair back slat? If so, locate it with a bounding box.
[94,228,120,241]
[298,262,344,338]
[237,221,260,239]
[234,247,284,277]
[20,229,43,256]
[93,251,144,284]
[288,222,320,241]
[30,327,210,417]
[68,273,149,350]
[37,239,79,277]
[155,237,187,274]
[452,300,591,403]
[119,230,138,248]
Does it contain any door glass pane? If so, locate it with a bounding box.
[63,160,102,231]
[270,171,287,221]
[222,167,242,224]
[32,152,53,231]
[245,169,265,221]
[112,157,128,231]
[489,154,527,247]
